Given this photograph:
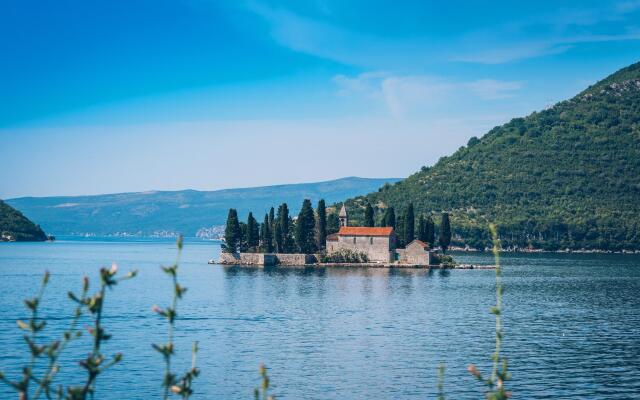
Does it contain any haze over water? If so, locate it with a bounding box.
[0,238,638,399]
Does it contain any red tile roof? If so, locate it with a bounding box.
[338,226,394,237]
[407,239,430,249]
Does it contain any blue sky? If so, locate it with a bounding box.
[2,0,640,198]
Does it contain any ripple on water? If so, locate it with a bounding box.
[0,242,639,399]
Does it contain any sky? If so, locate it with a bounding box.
[1,0,640,198]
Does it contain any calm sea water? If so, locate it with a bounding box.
[0,238,639,399]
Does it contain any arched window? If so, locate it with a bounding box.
[370,237,373,245]
[353,237,356,244]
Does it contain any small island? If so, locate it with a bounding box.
[218,200,465,268]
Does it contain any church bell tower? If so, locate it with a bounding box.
[339,205,349,227]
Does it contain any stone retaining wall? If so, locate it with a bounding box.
[219,252,314,266]
[219,252,277,266]
[274,253,317,266]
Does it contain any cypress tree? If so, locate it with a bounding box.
[426,215,436,247]
[274,221,283,253]
[269,207,276,232]
[396,215,405,248]
[405,203,415,244]
[224,208,241,253]
[384,207,396,229]
[364,203,375,227]
[261,214,273,252]
[316,199,327,250]
[285,216,296,252]
[268,207,275,250]
[327,213,340,234]
[439,212,451,253]
[418,215,427,242]
[296,199,316,253]
[259,217,267,251]
[239,222,248,252]
[246,212,259,251]
[277,203,290,253]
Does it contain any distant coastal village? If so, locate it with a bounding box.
[218,199,459,267]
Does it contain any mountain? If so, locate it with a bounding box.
[0,200,47,241]
[7,177,400,237]
[341,62,640,251]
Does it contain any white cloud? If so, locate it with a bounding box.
[467,79,524,99]
[333,71,388,98]
[245,1,640,66]
[452,2,640,64]
[380,76,454,118]
[333,72,524,117]
[451,43,572,65]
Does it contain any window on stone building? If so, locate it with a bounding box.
[353,237,356,244]
[370,237,373,244]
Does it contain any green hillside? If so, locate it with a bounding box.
[0,200,47,241]
[342,62,640,251]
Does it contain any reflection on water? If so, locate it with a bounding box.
[0,240,639,399]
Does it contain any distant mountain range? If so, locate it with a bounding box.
[6,177,400,237]
[341,61,640,251]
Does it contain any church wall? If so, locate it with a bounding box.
[330,235,394,262]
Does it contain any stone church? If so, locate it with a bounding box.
[326,205,432,264]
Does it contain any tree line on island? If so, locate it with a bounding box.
[222,199,452,254]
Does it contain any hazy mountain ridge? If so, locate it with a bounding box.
[7,177,400,236]
[341,62,640,251]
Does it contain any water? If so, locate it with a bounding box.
[0,238,639,399]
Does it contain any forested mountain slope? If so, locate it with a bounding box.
[343,62,640,251]
[0,200,47,241]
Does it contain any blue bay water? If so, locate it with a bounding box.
[0,238,639,399]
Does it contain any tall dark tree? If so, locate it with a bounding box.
[439,212,452,253]
[261,214,273,252]
[404,203,415,244]
[426,215,436,247]
[274,221,283,253]
[224,208,241,253]
[396,215,405,248]
[418,215,427,242]
[296,199,316,253]
[327,213,340,234]
[276,203,291,253]
[383,207,396,229]
[246,212,259,251]
[239,222,248,252]
[364,203,375,227]
[268,206,276,250]
[316,199,327,250]
[285,216,296,252]
[268,207,275,229]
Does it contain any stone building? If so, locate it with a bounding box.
[325,205,432,265]
[395,239,433,265]
[326,226,396,263]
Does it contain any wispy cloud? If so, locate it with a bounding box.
[453,2,640,64]
[245,1,393,67]
[454,31,640,64]
[615,0,640,14]
[467,79,524,99]
[246,1,640,66]
[334,72,524,117]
